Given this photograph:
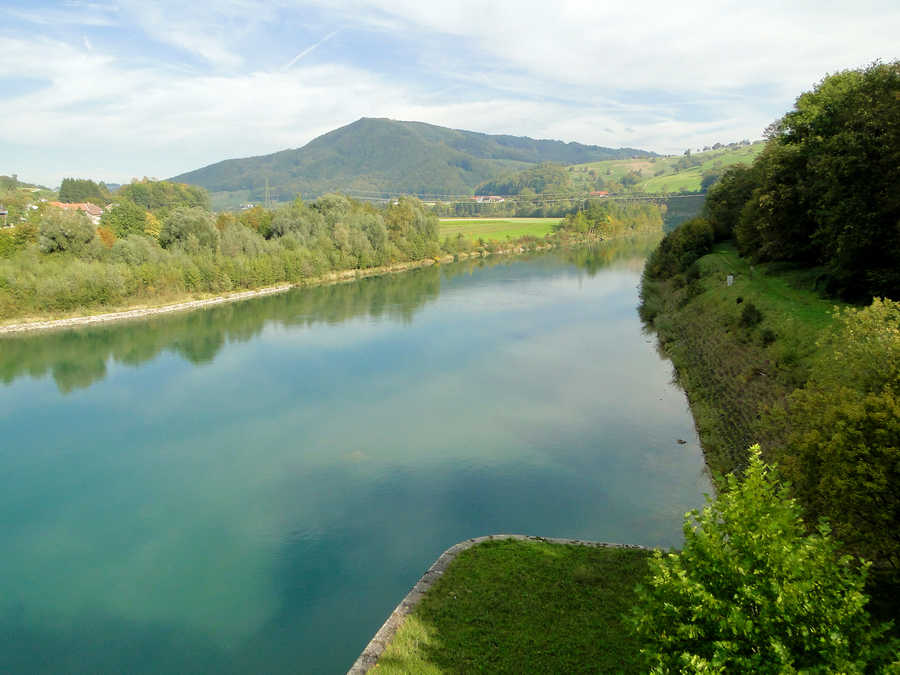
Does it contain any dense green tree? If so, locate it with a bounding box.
[100,200,148,238]
[724,61,900,297]
[699,168,723,192]
[38,208,96,253]
[702,164,758,240]
[158,207,219,251]
[268,198,327,241]
[735,141,815,262]
[775,385,900,569]
[768,299,900,568]
[474,162,572,196]
[58,178,109,205]
[118,179,210,213]
[556,200,663,239]
[631,447,895,673]
[643,217,714,279]
[778,62,900,295]
[237,206,274,238]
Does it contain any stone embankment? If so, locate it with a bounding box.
[348,533,647,674]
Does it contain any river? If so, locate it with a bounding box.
[0,237,711,673]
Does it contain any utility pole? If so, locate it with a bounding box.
[264,177,272,209]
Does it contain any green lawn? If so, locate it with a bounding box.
[439,217,560,242]
[376,540,653,673]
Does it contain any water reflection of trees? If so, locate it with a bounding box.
[1,236,660,393]
[563,234,663,276]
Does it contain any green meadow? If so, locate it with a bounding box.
[438,217,560,242]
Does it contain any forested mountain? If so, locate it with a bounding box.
[170,118,654,208]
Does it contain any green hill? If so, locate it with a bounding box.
[567,142,765,194]
[170,118,655,209]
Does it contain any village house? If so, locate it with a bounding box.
[48,201,104,225]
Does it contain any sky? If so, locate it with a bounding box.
[2,0,897,188]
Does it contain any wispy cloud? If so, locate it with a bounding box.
[2,1,897,187]
[282,29,341,71]
[6,6,118,26]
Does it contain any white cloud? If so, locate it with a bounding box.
[2,1,897,186]
[319,0,896,93]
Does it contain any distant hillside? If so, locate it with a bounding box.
[566,142,765,195]
[170,118,655,209]
[0,175,51,192]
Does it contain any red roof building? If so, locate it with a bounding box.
[48,202,104,223]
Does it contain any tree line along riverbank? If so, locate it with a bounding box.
[0,185,663,326]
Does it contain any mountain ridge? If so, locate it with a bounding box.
[170,118,655,208]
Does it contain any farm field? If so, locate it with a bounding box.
[567,143,765,194]
[439,217,560,242]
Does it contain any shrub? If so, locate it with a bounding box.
[703,164,759,241]
[644,218,714,280]
[110,235,163,266]
[38,208,96,254]
[767,298,900,568]
[631,446,896,673]
[101,200,148,237]
[97,226,116,248]
[159,207,219,251]
[739,301,763,328]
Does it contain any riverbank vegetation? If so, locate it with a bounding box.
[632,447,896,672]
[0,178,664,323]
[0,235,661,393]
[639,61,899,665]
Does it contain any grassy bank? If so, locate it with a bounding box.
[376,539,652,673]
[640,242,843,476]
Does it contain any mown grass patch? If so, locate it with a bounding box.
[376,540,652,673]
[438,218,560,242]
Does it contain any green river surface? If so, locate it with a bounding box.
[0,238,711,673]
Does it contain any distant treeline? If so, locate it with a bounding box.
[555,199,664,238]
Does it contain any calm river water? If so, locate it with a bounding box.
[0,238,711,673]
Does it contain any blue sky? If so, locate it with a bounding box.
[2,0,897,188]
